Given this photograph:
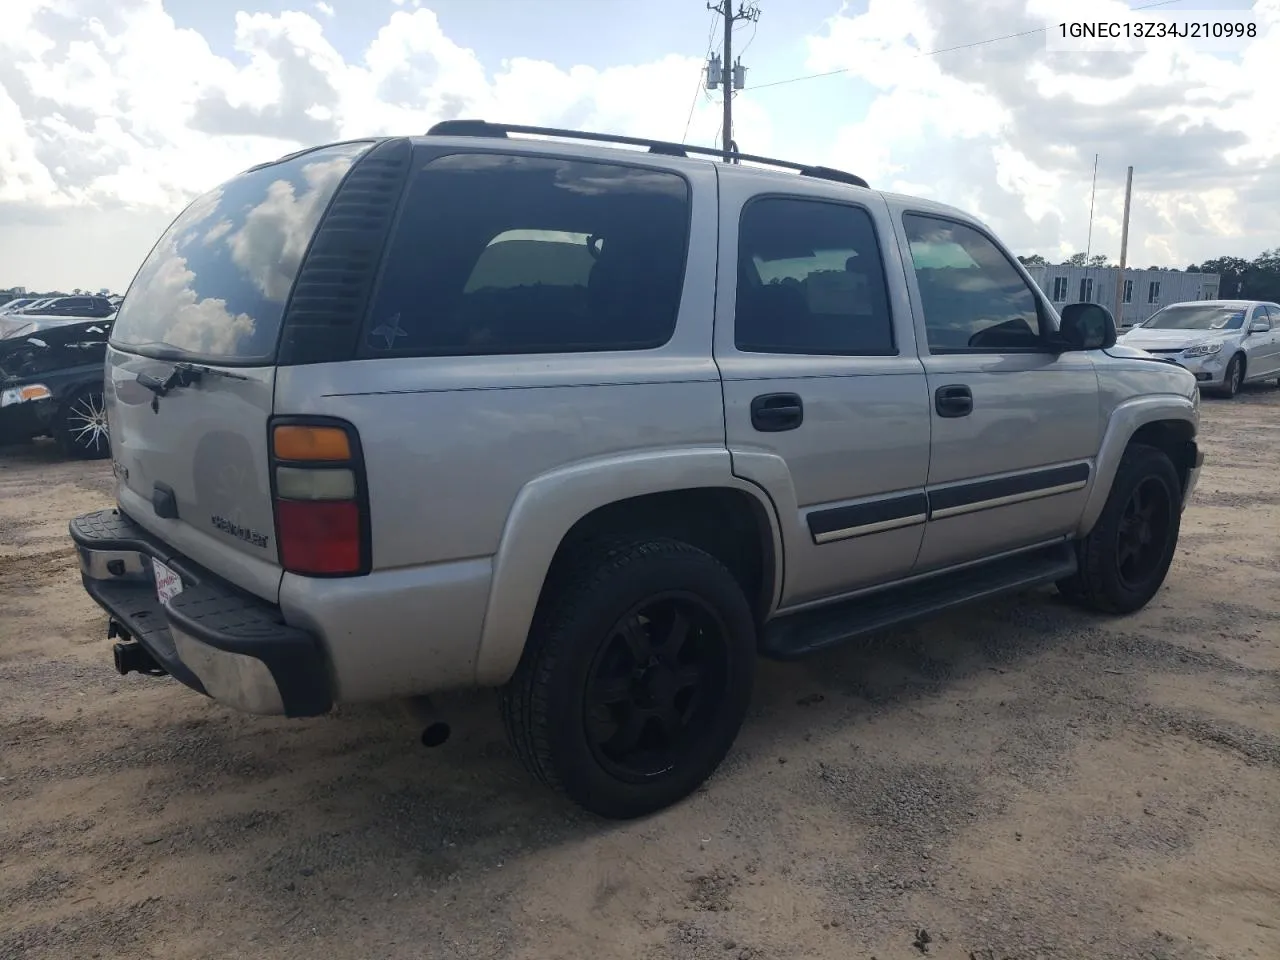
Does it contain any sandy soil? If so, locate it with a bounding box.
[3,388,1280,960]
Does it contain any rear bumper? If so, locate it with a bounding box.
[69,508,332,717]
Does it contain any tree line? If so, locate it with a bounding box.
[1015,249,1280,301]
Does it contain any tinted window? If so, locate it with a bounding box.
[364,153,690,356]
[735,198,894,356]
[903,214,1043,353]
[111,141,373,362]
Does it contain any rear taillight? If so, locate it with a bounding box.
[270,421,369,576]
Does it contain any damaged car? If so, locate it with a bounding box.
[0,316,113,459]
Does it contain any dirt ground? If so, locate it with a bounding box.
[3,389,1280,960]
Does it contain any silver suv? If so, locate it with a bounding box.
[70,122,1203,819]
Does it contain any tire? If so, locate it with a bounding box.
[1221,353,1243,398]
[1057,443,1182,615]
[500,538,756,819]
[55,387,111,460]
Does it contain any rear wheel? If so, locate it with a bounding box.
[1057,443,1181,614]
[56,388,111,460]
[501,538,756,819]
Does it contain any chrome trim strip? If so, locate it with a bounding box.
[928,480,1088,520]
[812,512,927,544]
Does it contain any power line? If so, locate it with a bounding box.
[682,11,721,143]
[738,15,759,58]
[745,0,1185,92]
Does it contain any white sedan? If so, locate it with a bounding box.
[1118,300,1280,398]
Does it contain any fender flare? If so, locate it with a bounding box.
[1076,393,1197,536]
[472,446,784,686]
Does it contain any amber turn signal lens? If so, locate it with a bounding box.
[273,425,351,462]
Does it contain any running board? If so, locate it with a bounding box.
[761,542,1077,660]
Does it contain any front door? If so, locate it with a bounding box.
[889,208,1101,572]
[1249,305,1280,378]
[716,181,931,608]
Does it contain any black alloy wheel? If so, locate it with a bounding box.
[583,592,730,783]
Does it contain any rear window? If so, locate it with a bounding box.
[362,152,690,356]
[110,141,373,363]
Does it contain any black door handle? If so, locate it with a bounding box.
[935,384,973,418]
[751,392,804,432]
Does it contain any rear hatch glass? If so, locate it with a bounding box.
[111,140,373,363]
[106,140,372,600]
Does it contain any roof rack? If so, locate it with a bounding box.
[425,120,869,189]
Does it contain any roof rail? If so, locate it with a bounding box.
[425,120,870,189]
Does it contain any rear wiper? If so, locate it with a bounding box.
[137,362,249,401]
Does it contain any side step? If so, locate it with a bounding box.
[761,541,1078,660]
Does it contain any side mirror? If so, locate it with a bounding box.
[1249,320,1270,334]
[1057,302,1117,351]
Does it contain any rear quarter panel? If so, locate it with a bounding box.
[272,153,736,692]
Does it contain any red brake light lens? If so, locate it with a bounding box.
[275,500,362,575]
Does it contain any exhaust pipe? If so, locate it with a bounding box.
[402,695,451,748]
[112,639,164,676]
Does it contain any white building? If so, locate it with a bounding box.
[1023,265,1220,329]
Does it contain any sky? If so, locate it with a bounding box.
[0,0,1274,293]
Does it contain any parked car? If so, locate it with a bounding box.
[10,297,59,314]
[1118,300,1280,397]
[0,297,39,314]
[21,295,116,319]
[69,122,1203,819]
[0,316,113,457]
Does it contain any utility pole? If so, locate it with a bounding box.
[1084,153,1099,267]
[706,0,760,161]
[1113,165,1134,326]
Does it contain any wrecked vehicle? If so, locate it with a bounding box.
[0,316,113,459]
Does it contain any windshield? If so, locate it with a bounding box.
[1140,305,1246,331]
[110,140,373,363]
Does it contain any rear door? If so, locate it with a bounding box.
[889,206,1100,572]
[715,179,931,608]
[105,140,374,602]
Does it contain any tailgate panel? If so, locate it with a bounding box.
[106,346,282,603]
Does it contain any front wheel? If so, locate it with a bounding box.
[1221,354,1243,398]
[1057,443,1182,614]
[55,388,111,460]
[501,538,756,819]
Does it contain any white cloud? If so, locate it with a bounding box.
[114,185,258,355]
[810,0,1280,266]
[0,1,743,290]
[225,148,362,301]
[0,0,1276,292]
